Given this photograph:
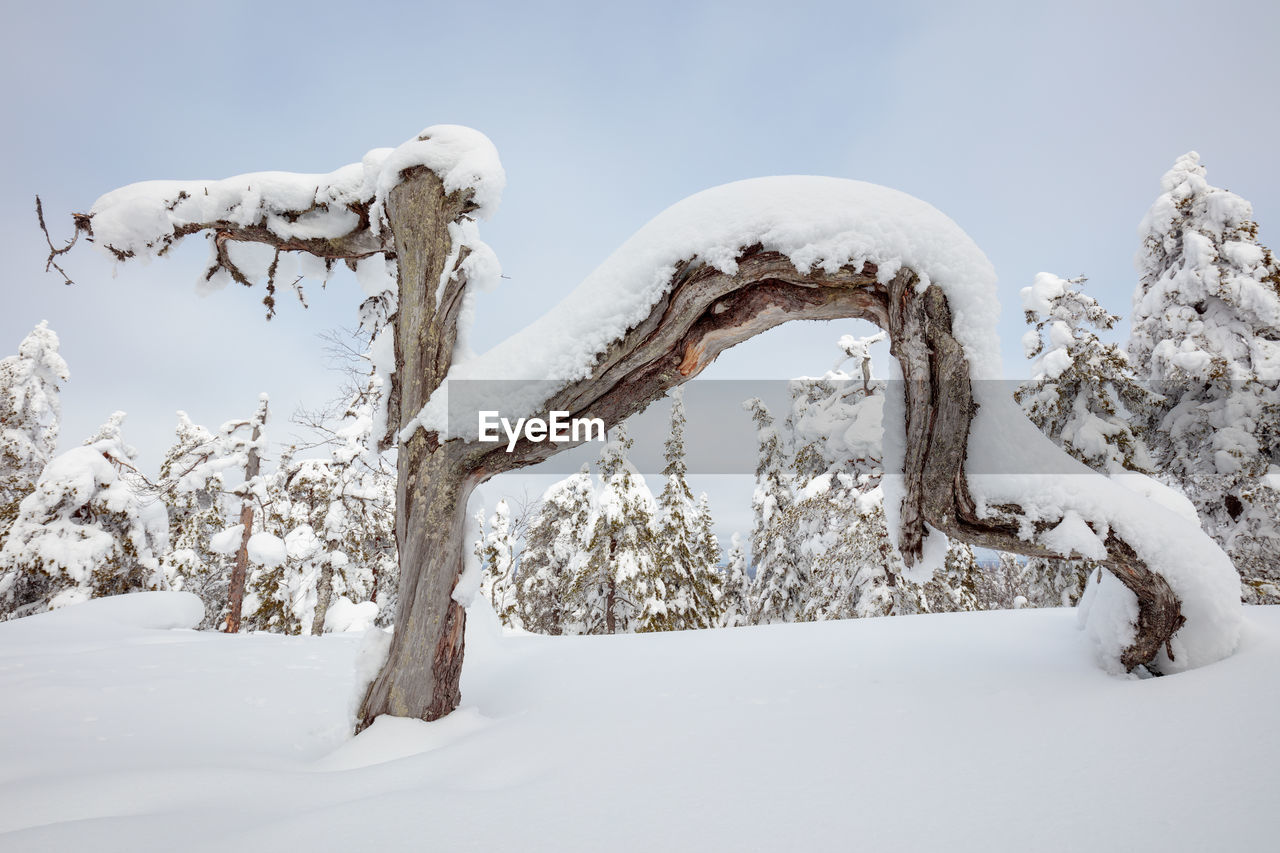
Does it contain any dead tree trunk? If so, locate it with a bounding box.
[47,137,1185,729]
[224,408,265,634]
[356,247,1186,730]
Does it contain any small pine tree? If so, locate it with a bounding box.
[1016,273,1160,474]
[570,425,658,634]
[478,499,521,628]
[717,533,753,627]
[519,466,593,635]
[0,321,69,552]
[922,540,981,613]
[745,398,803,624]
[0,413,168,618]
[1019,555,1092,608]
[157,412,233,629]
[651,389,721,631]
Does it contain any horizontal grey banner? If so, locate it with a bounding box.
[440,378,1273,476]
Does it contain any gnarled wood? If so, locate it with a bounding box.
[358,246,1185,729]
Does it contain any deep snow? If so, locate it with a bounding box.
[1,592,1276,852]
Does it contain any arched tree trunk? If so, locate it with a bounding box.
[355,248,1185,730]
[46,132,1187,733]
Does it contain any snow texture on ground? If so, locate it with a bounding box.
[1,592,1276,852]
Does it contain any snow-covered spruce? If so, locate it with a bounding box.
[475,500,521,629]
[156,412,234,629]
[1129,152,1280,603]
[569,426,659,635]
[652,389,722,631]
[0,322,69,559]
[70,126,1247,728]
[518,466,593,635]
[0,414,168,618]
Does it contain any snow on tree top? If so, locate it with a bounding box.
[414,175,1000,440]
[86,125,505,261]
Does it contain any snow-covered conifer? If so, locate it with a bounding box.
[0,322,69,551]
[745,398,803,624]
[1019,555,1091,608]
[519,466,592,635]
[1129,152,1280,601]
[157,412,233,628]
[1016,273,1160,474]
[570,426,658,634]
[478,499,521,628]
[0,413,167,618]
[651,390,720,631]
[717,533,753,627]
[922,540,981,613]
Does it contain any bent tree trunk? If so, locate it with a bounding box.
[48,135,1183,729]
[356,243,1186,730]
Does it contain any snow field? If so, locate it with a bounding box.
[1,592,1277,852]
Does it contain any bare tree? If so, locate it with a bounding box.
[41,127,1232,732]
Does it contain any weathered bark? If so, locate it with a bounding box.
[310,550,337,636]
[53,151,1185,723]
[356,242,1186,728]
[355,168,483,731]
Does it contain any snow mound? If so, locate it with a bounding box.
[966,388,1242,671]
[17,590,204,630]
[315,708,490,772]
[410,175,1000,440]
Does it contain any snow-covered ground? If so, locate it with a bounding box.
[1,593,1276,852]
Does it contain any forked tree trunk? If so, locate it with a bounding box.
[54,132,1190,732]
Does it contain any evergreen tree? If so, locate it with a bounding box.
[922,540,981,613]
[519,466,592,635]
[1129,152,1280,602]
[745,398,802,624]
[1016,273,1160,474]
[478,499,521,628]
[1019,554,1091,608]
[717,533,753,627]
[0,321,69,552]
[0,413,168,618]
[651,389,720,630]
[774,332,921,621]
[570,425,658,634]
[157,412,233,629]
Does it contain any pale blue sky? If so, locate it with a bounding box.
[2,0,1276,539]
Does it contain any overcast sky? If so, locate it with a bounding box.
[2,0,1276,540]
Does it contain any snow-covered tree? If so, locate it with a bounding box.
[570,426,658,634]
[0,413,167,618]
[58,126,1243,726]
[519,466,592,635]
[249,398,390,636]
[1019,554,1091,608]
[1016,273,1160,474]
[156,412,233,629]
[745,398,803,624]
[1129,152,1280,602]
[717,533,753,628]
[0,321,69,552]
[921,540,981,613]
[651,390,721,631]
[217,396,271,632]
[477,499,521,628]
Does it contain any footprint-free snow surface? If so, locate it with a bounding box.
[1,592,1276,852]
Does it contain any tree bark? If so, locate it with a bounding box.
[355,245,1187,729]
